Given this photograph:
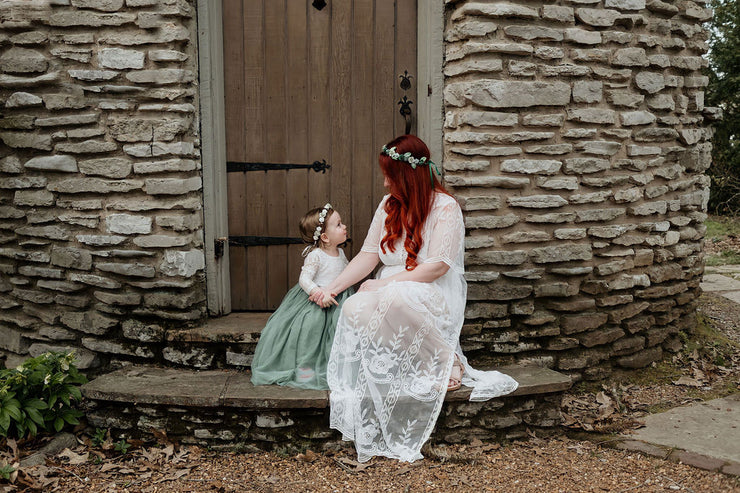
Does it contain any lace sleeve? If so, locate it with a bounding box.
[424,198,465,269]
[298,250,321,295]
[360,196,389,254]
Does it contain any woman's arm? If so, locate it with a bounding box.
[325,250,379,295]
[358,260,449,292]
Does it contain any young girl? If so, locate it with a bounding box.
[250,203,353,390]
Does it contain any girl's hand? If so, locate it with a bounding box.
[308,288,324,305]
[358,279,387,292]
[321,293,338,308]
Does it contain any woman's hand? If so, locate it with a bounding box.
[358,278,388,292]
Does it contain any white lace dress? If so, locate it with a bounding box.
[327,193,518,463]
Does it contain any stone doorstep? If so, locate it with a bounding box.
[613,439,740,477]
[82,365,572,410]
[165,312,269,343]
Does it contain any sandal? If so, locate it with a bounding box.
[447,357,463,392]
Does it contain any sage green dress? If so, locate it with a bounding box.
[251,248,352,390]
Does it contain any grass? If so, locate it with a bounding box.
[705,215,740,266]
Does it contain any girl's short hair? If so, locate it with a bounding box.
[299,205,335,245]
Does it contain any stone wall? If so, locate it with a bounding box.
[0,0,206,372]
[444,0,716,380]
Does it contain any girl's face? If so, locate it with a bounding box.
[322,211,348,247]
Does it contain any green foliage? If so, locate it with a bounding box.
[707,0,740,213]
[92,427,107,447]
[0,352,87,440]
[0,464,15,480]
[114,439,130,455]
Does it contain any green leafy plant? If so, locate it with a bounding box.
[114,439,130,455]
[92,427,107,447]
[0,464,15,480]
[0,351,87,440]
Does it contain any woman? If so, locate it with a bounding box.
[312,135,518,463]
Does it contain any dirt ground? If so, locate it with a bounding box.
[2,296,740,492]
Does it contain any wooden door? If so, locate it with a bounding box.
[223,0,418,310]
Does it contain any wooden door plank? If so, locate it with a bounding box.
[223,0,248,309]
[264,0,289,309]
[330,1,353,254]
[286,1,310,287]
[308,1,331,211]
[373,0,396,209]
[243,0,267,310]
[350,0,375,258]
[395,0,417,137]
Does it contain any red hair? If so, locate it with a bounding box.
[379,135,451,270]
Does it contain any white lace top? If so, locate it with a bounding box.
[298,248,349,296]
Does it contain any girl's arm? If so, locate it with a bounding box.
[317,250,379,298]
[298,251,321,296]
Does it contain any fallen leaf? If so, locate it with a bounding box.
[673,376,703,387]
[295,449,318,463]
[57,448,88,465]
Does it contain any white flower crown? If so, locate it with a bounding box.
[312,203,332,242]
[381,145,442,185]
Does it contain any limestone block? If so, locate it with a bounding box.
[500,159,561,175]
[160,250,205,277]
[68,70,118,82]
[76,235,127,247]
[621,111,656,126]
[5,92,42,108]
[575,208,626,222]
[554,228,587,240]
[48,178,142,194]
[525,212,577,223]
[606,0,646,9]
[563,158,610,174]
[109,118,189,142]
[503,26,563,41]
[28,343,99,369]
[106,214,152,235]
[82,337,155,358]
[607,91,645,108]
[0,156,22,174]
[502,231,551,243]
[145,177,202,195]
[613,188,644,203]
[0,207,24,219]
[443,160,491,172]
[575,141,621,156]
[617,346,662,368]
[445,80,570,108]
[69,273,121,289]
[94,291,141,306]
[646,0,679,14]
[126,69,194,85]
[522,114,565,127]
[647,94,675,111]
[451,2,540,21]
[54,140,119,154]
[680,142,711,172]
[162,346,213,368]
[23,155,78,173]
[123,141,196,157]
[508,60,537,77]
[465,214,520,229]
[566,108,616,124]
[530,244,592,263]
[572,48,611,63]
[670,56,705,71]
[539,64,592,77]
[628,201,668,215]
[612,48,649,66]
[14,190,54,207]
[96,25,190,45]
[508,195,568,208]
[564,28,602,45]
[446,19,499,42]
[536,177,579,190]
[445,111,518,128]
[569,191,613,204]
[122,319,164,342]
[78,157,132,178]
[633,128,679,142]
[451,146,521,157]
[603,32,636,44]
[444,58,504,77]
[97,262,155,278]
[444,175,529,188]
[541,5,575,22]
[534,46,565,59]
[148,50,189,62]
[133,235,190,248]
[467,282,533,301]
[60,311,118,335]
[37,280,84,293]
[0,48,48,73]
[575,8,621,26]
[16,225,69,240]
[50,47,92,63]
[525,144,573,155]
[0,132,52,150]
[572,80,603,103]
[49,11,136,26]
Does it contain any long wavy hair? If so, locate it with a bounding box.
[379,134,451,270]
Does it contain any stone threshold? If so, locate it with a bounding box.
[166,312,270,344]
[82,365,572,408]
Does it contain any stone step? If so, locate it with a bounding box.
[82,365,572,450]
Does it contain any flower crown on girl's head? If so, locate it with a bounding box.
[312,203,332,242]
[381,145,442,185]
